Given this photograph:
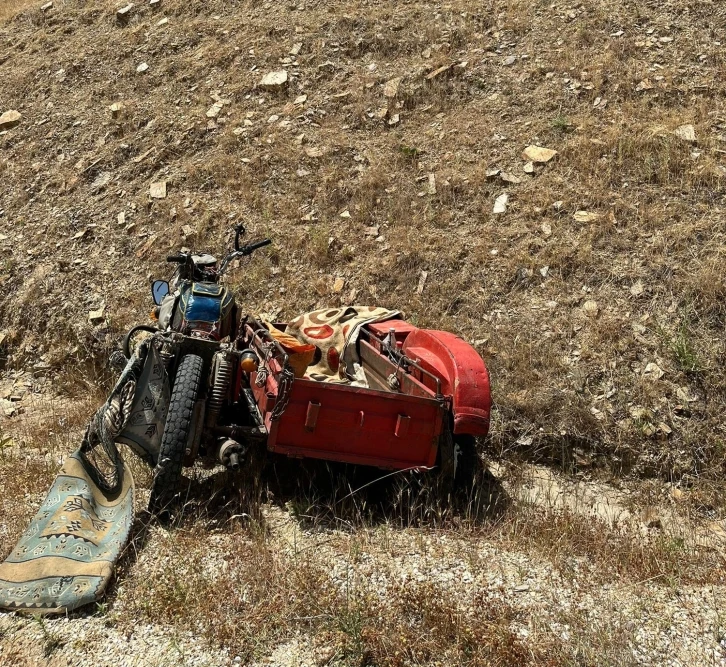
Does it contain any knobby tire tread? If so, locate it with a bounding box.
[149,354,204,513]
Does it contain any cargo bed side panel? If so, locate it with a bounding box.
[260,379,443,470]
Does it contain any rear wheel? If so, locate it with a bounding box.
[149,354,204,513]
[437,429,479,494]
[452,434,478,491]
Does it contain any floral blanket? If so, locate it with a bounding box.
[286,305,399,382]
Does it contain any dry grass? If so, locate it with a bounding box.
[114,524,547,666]
[0,0,40,23]
[2,0,726,500]
[0,394,98,560]
[102,460,723,664]
[2,1,726,662]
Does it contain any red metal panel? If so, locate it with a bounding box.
[262,379,443,470]
[366,320,417,344]
[403,329,491,436]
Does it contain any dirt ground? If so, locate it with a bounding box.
[1,0,726,664]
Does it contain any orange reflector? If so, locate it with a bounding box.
[150,309,159,321]
[240,356,258,373]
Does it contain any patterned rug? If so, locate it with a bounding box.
[0,451,134,614]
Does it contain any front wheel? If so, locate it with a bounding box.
[149,354,204,513]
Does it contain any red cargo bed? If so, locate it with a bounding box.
[243,316,489,472]
[260,378,444,469]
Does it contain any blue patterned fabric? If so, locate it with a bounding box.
[0,451,134,614]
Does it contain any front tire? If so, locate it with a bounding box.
[149,354,204,513]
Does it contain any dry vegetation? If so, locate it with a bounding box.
[0,0,38,23]
[1,0,726,494]
[2,0,726,664]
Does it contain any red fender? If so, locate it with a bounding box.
[403,329,491,436]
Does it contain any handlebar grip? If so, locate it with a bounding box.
[167,254,186,263]
[234,224,246,251]
[242,239,272,255]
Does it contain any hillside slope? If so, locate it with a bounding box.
[2,0,726,490]
[1,1,726,664]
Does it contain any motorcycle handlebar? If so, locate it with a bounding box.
[166,254,187,263]
[240,239,272,255]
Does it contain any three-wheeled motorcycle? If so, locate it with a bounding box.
[120,226,491,512]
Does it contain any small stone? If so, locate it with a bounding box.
[503,55,516,66]
[136,62,149,74]
[88,306,106,324]
[630,280,644,296]
[523,161,535,174]
[541,221,552,236]
[674,124,697,143]
[117,212,125,225]
[416,270,428,294]
[388,113,400,126]
[583,300,599,317]
[259,70,288,90]
[157,17,168,25]
[149,0,160,6]
[643,362,664,380]
[333,277,345,293]
[493,193,509,214]
[669,487,684,501]
[116,3,134,21]
[206,102,224,118]
[0,110,21,130]
[500,172,521,184]
[339,210,351,219]
[290,43,302,56]
[427,173,436,195]
[522,145,557,163]
[149,181,167,198]
[304,146,325,158]
[485,168,501,180]
[294,94,307,105]
[109,102,124,119]
[383,76,402,98]
[573,210,601,223]
[41,1,53,11]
